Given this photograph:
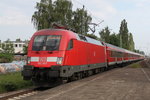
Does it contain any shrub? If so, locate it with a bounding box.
[3,82,17,91]
[0,72,33,93]
[0,53,14,63]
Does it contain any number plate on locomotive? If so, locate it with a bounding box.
[38,57,47,64]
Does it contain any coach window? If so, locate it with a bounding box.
[111,51,116,57]
[19,44,22,47]
[111,51,113,57]
[79,35,87,41]
[67,39,73,50]
[15,44,18,47]
[101,42,104,45]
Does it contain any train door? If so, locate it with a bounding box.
[102,42,108,67]
[87,43,91,65]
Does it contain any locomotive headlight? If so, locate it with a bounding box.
[27,57,31,64]
[57,57,63,65]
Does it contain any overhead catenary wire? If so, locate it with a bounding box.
[72,0,104,23]
[72,0,104,34]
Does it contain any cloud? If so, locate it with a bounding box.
[0,4,31,26]
[119,0,150,8]
[92,5,117,20]
[135,0,150,8]
[0,0,38,26]
[0,11,30,26]
[77,0,117,20]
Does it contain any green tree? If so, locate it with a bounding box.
[139,51,145,55]
[23,40,29,54]
[119,19,129,49]
[99,26,111,43]
[32,0,73,30]
[1,39,14,54]
[16,38,21,42]
[85,34,98,39]
[23,45,28,54]
[72,8,92,34]
[109,33,120,46]
[128,33,135,51]
[0,39,14,63]
[32,0,92,35]
[2,43,14,54]
[119,19,135,51]
[53,0,73,27]
[32,0,54,30]
[134,49,145,55]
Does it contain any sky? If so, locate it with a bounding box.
[0,0,150,55]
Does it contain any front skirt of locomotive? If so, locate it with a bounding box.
[22,63,106,82]
[22,65,62,82]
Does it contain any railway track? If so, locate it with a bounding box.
[0,87,37,100]
[0,87,55,100]
[0,81,66,100]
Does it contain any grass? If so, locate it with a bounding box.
[129,62,142,68]
[0,72,33,93]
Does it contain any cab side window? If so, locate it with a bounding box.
[67,39,73,50]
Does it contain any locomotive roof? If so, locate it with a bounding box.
[36,29,103,46]
[33,28,77,39]
[74,33,104,46]
[36,29,102,46]
[34,29,143,56]
[35,28,73,33]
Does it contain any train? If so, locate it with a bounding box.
[22,28,144,84]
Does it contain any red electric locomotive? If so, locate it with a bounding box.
[22,28,144,84]
[22,29,107,83]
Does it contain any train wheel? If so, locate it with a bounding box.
[67,74,76,82]
[77,73,82,80]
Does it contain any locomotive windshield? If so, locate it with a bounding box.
[32,35,61,51]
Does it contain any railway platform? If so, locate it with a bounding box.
[19,60,150,100]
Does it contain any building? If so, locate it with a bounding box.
[0,39,28,54]
[12,41,28,53]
